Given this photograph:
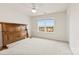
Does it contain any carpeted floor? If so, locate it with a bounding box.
[0,37,73,55]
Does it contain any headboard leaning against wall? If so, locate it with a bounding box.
[0,22,28,50]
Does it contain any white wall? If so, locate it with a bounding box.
[0,5,31,47]
[66,7,70,42]
[31,12,68,42]
[68,4,79,54]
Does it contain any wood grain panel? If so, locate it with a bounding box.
[0,22,28,50]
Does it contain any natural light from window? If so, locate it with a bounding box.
[37,18,55,32]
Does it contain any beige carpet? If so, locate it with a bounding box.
[0,38,72,55]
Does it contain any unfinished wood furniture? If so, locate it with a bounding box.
[0,22,28,50]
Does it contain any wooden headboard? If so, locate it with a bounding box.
[0,22,28,50]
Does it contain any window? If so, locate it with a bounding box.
[37,18,55,32]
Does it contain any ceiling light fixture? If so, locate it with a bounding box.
[32,3,37,13]
[32,8,36,13]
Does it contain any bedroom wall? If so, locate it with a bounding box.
[31,12,68,42]
[0,5,31,47]
[68,4,79,54]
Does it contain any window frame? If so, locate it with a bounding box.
[37,18,56,33]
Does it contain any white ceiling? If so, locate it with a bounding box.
[0,3,69,16]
